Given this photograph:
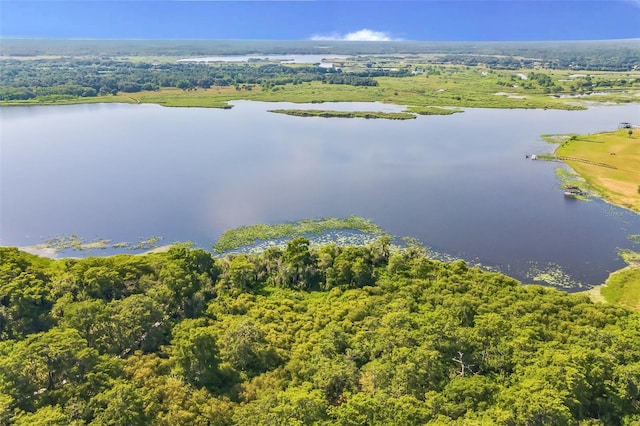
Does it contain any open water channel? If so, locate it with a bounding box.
[1,101,638,290]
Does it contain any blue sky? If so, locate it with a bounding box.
[1,1,639,41]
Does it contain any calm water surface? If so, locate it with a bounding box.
[1,101,639,289]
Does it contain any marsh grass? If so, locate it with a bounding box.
[553,168,594,201]
[541,134,575,144]
[405,106,463,115]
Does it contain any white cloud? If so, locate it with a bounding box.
[311,29,398,42]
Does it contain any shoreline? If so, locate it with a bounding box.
[548,129,639,305]
[580,264,640,309]
[3,79,637,111]
[15,243,176,260]
[0,96,597,111]
[2,94,637,113]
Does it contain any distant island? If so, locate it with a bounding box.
[268,109,417,120]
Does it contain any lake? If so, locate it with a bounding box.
[1,101,639,289]
[177,54,350,65]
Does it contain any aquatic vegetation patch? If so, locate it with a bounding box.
[213,216,384,253]
[36,235,104,251]
[554,167,594,201]
[524,261,585,290]
[541,133,575,144]
[35,235,163,253]
[619,249,640,265]
[628,234,640,245]
[220,229,387,255]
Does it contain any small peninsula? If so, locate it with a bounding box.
[554,128,640,213]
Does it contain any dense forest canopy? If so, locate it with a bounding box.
[1,240,640,424]
[0,59,398,101]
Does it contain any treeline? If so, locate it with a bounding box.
[436,51,640,71]
[0,59,382,101]
[2,38,639,71]
[2,239,640,425]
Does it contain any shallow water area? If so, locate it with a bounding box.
[1,101,639,290]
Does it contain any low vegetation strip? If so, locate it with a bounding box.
[212,216,384,252]
[268,109,416,120]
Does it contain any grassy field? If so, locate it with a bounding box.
[554,129,640,213]
[268,109,416,119]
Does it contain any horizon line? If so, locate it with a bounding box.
[2,36,640,43]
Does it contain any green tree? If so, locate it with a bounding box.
[0,272,53,338]
[170,320,223,391]
[0,328,103,412]
[282,237,317,290]
[10,405,70,426]
[221,255,257,293]
[221,321,280,378]
[58,300,108,348]
[89,381,147,426]
[100,295,166,356]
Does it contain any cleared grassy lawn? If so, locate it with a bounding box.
[555,129,640,213]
